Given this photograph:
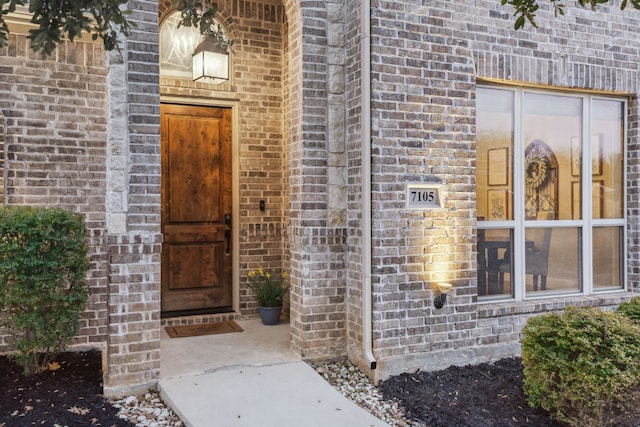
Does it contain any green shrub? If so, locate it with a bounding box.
[617,297,640,324]
[0,206,90,375]
[521,306,640,426]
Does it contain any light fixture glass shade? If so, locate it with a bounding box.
[192,36,230,83]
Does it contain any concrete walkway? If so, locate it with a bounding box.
[158,318,389,427]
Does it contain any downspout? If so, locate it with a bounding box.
[361,0,377,370]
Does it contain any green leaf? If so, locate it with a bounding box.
[0,206,89,375]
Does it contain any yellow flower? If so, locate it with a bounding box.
[282,272,288,279]
[265,273,271,279]
[248,270,255,278]
[258,266,264,275]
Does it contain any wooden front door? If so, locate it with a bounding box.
[161,104,233,315]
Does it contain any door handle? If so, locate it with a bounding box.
[224,214,231,255]
[224,229,231,255]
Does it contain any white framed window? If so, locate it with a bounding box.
[476,86,626,301]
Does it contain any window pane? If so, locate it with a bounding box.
[593,226,623,289]
[160,13,204,78]
[525,227,580,295]
[592,100,624,219]
[524,93,582,220]
[477,88,513,221]
[478,228,513,298]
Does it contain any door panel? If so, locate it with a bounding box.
[166,244,222,290]
[161,103,232,314]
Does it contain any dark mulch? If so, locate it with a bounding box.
[380,357,562,427]
[0,350,132,427]
[3,351,636,427]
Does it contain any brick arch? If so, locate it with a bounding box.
[280,0,303,154]
[158,2,241,43]
[278,0,301,340]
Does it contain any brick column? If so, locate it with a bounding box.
[287,0,349,360]
[105,234,161,395]
[104,0,162,395]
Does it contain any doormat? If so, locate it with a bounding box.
[165,320,243,338]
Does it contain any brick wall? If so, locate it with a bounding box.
[0,37,109,353]
[366,0,640,381]
[369,0,478,368]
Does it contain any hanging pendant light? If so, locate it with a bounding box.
[192,35,230,83]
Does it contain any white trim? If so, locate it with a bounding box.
[513,89,525,301]
[361,0,376,370]
[4,4,102,45]
[4,5,34,28]
[623,96,629,292]
[582,100,593,294]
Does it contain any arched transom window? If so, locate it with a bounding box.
[159,12,228,80]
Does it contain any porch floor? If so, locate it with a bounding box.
[158,318,389,426]
[160,318,298,379]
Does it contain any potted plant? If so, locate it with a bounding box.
[247,267,289,325]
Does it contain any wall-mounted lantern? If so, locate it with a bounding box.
[192,35,230,83]
[433,283,452,309]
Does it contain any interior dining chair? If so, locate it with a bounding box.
[477,225,487,295]
[498,212,553,291]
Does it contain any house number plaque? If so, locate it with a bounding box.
[406,183,442,209]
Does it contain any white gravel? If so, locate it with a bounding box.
[110,360,420,427]
[110,392,183,426]
[311,359,422,427]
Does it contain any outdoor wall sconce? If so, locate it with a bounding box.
[192,35,230,83]
[433,283,452,309]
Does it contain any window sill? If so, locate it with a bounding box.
[477,291,635,319]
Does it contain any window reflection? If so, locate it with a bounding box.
[593,227,623,289]
[476,87,625,300]
[477,228,513,298]
[524,226,580,295]
[524,93,581,221]
[592,99,624,220]
[476,88,513,222]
